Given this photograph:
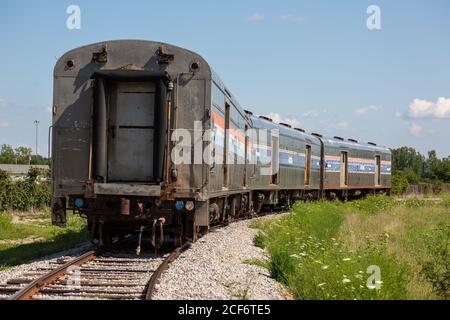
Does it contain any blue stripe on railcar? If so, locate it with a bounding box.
[325,160,391,174]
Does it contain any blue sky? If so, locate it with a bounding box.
[0,0,449,157]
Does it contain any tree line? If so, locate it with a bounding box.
[0,144,50,166]
[391,147,450,194]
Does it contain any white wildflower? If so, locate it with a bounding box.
[322,265,329,270]
[342,278,351,284]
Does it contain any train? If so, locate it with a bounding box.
[51,40,391,247]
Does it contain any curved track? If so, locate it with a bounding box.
[0,244,189,300]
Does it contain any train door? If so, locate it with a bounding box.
[340,151,348,187]
[304,145,312,186]
[223,103,230,188]
[375,155,381,186]
[270,133,279,185]
[244,124,249,187]
[107,82,155,182]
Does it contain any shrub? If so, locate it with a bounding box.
[420,224,450,300]
[345,195,397,215]
[0,168,51,212]
[391,172,409,195]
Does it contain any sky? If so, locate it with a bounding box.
[0,0,449,158]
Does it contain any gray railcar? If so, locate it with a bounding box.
[52,40,255,244]
[247,114,322,206]
[317,136,391,199]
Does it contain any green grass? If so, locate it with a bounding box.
[254,195,450,300]
[243,258,270,269]
[0,210,88,268]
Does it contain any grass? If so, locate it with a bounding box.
[253,195,450,300]
[0,210,88,269]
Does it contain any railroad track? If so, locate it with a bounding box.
[0,243,189,300]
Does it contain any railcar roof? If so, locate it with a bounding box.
[250,115,322,145]
[321,136,390,153]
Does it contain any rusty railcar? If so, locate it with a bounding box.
[51,40,257,245]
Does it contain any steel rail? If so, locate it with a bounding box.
[9,250,98,300]
[145,242,190,300]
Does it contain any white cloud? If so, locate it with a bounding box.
[408,122,423,137]
[303,109,320,117]
[246,12,265,22]
[355,105,381,116]
[337,121,352,131]
[279,14,304,22]
[0,98,6,109]
[267,112,301,128]
[0,121,9,128]
[408,97,450,118]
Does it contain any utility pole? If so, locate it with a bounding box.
[34,120,40,159]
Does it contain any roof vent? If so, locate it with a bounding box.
[259,116,273,122]
[244,110,253,116]
[279,123,292,128]
[368,142,377,146]
[311,133,323,138]
[348,139,358,143]
[294,127,305,133]
[224,88,232,98]
[334,136,344,141]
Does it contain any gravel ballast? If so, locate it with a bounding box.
[153,215,288,300]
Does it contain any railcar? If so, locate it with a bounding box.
[51,40,258,246]
[247,113,323,207]
[51,39,391,247]
[316,136,391,199]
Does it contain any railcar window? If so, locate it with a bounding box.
[212,83,225,110]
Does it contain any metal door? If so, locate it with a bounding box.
[108,82,155,182]
[340,151,348,187]
[304,145,312,186]
[223,103,230,188]
[375,155,381,186]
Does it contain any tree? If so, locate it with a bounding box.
[0,144,16,164]
[391,147,425,177]
[425,150,440,180]
[14,146,33,165]
[435,159,450,182]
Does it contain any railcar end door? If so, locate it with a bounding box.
[107,82,155,182]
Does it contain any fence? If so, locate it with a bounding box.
[404,183,450,196]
